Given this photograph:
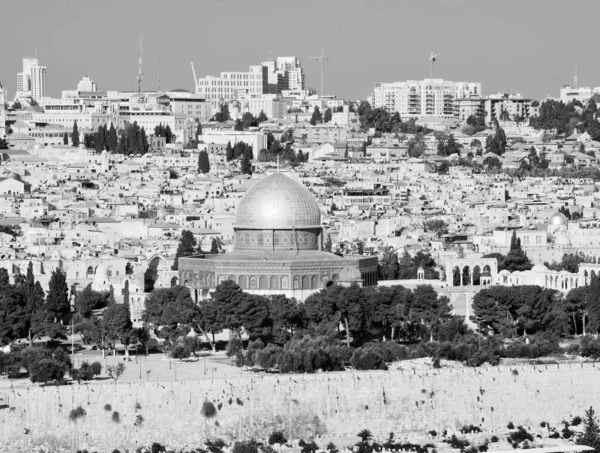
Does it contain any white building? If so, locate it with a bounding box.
[369,78,481,119]
[242,94,286,119]
[276,57,305,91]
[77,76,97,92]
[16,56,47,101]
[196,65,268,107]
[559,85,600,103]
[201,131,267,157]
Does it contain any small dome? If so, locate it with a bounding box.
[95,263,108,278]
[338,266,362,282]
[481,270,491,277]
[532,264,549,273]
[555,233,571,246]
[549,212,568,226]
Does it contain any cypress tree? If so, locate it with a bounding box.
[198,150,210,173]
[324,234,332,252]
[196,122,202,138]
[62,132,68,145]
[165,125,173,144]
[71,121,80,147]
[210,238,219,254]
[241,148,253,175]
[588,275,600,334]
[108,123,118,152]
[46,262,70,323]
[95,125,105,153]
[226,141,234,161]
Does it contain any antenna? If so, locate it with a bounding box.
[309,50,330,96]
[136,35,143,93]
[574,64,578,89]
[429,52,440,79]
[191,62,199,92]
[157,56,161,91]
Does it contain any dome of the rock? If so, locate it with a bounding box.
[549,212,568,226]
[235,173,321,230]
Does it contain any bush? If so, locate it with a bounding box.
[460,425,482,434]
[171,345,191,360]
[580,336,600,358]
[112,411,120,423]
[201,401,217,418]
[508,426,533,445]
[571,416,582,426]
[69,406,86,421]
[232,440,261,453]
[104,404,112,411]
[351,349,387,370]
[30,359,65,384]
[227,337,243,358]
[357,429,373,441]
[268,431,287,445]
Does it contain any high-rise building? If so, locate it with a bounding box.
[369,78,481,119]
[276,57,305,91]
[77,76,97,92]
[15,56,47,101]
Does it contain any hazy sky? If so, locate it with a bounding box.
[1,0,599,101]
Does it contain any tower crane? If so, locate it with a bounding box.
[309,51,330,96]
[136,35,143,93]
[191,62,199,93]
[429,52,440,79]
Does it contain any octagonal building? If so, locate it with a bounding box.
[179,173,378,302]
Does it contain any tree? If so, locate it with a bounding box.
[226,141,234,161]
[172,230,197,271]
[378,247,399,280]
[103,303,132,356]
[503,230,533,272]
[71,121,80,147]
[95,125,105,153]
[323,108,332,123]
[241,148,253,175]
[578,407,600,452]
[588,275,600,334]
[62,132,68,145]
[108,123,118,152]
[196,122,203,138]
[74,285,110,318]
[324,234,332,252]
[407,134,426,158]
[213,103,231,122]
[357,241,364,255]
[46,263,70,324]
[198,150,210,173]
[210,238,219,254]
[310,106,323,126]
[234,119,244,131]
[107,363,125,383]
[257,110,268,123]
[241,112,257,129]
[423,219,449,236]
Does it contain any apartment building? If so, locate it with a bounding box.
[559,85,600,103]
[16,56,47,101]
[370,78,481,119]
[196,65,268,107]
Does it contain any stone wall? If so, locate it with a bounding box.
[0,363,598,452]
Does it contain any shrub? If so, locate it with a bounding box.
[112,411,120,423]
[357,429,373,441]
[89,361,102,376]
[69,406,86,421]
[445,435,470,450]
[268,431,287,445]
[460,425,482,434]
[135,414,144,426]
[232,440,261,453]
[104,404,112,411]
[299,440,319,453]
[227,337,243,358]
[508,426,533,444]
[507,422,515,429]
[205,439,227,453]
[107,363,125,383]
[580,336,600,359]
[201,401,217,418]
[490,436,499,443]
[171,345,191,360]
[30,359,65,384]
[351,349,387,370]
[151,443,166,453]
[571,416,582,426]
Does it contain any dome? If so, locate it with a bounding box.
[235,173,321,230]
[532,264,549,273]
[95,263,108,278]
[555,233,571,246]
[549,212,568,226]
[338,266,362,282]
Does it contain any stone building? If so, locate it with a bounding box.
[179,173,378,301]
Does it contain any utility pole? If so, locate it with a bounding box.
[574,64,578,88]
[309,51,330,97]
[157,56,161,91]
[429,52,440,79]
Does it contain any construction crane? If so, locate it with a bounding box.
[136,35,143,93]
[429,52,440,79]
[191,62,199,93]
[309,51,330,96]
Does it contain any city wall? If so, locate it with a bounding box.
[0,363,598,452]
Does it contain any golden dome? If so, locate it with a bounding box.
[235,173,321,230]
[548,212,568,226]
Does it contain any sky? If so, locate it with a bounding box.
[1,0,599,101]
